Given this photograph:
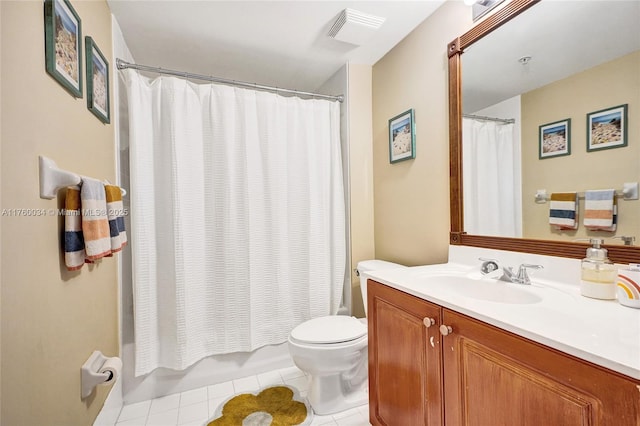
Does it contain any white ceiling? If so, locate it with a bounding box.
[108,1,445,93]
[462,0,640,113]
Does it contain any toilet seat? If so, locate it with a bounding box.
[290,316,367,344]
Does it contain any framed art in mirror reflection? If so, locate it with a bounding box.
[539,119,571,159]
[587,104,627,152]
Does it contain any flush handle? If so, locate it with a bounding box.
[439,325,453,336]
[423,317,436,328]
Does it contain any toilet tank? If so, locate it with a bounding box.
[357,260,406,315]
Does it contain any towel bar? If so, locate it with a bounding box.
[534,183,638,204]
[38,156,127,199]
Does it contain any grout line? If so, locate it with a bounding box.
[143,401,152,425]
[122,369,369,426]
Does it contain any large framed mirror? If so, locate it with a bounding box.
[448,0,640,264]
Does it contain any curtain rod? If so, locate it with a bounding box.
[116,59,344,103]
[463,113,515,124]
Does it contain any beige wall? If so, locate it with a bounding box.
[318,63,375,318]
[372,1,473,266]
[522,51,640,242]
[1,1,118,425]
[347,64,375,317]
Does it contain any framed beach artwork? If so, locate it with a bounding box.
[389,109,416,163]
[44,0,82,97]
[85,37,110,124]
[539,119,571,159]
[587,104,627,152]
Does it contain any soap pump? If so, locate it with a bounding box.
[580,238,617,300]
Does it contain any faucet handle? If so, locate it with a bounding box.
[519,264,544,270]
[479,257,499,274]
[516,264,544,284]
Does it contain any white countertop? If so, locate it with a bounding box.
[365,246,640,381]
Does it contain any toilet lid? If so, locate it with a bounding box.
[290,316,367,344]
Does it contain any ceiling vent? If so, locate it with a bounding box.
[327,8,386,46]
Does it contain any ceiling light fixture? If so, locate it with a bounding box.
[327,8,386,46]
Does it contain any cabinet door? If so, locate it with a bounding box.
[368,280,443,426]
[442,309,640,426]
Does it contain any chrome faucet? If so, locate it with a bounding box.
[500,264,544,285]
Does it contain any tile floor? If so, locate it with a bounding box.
[112,366,371,426]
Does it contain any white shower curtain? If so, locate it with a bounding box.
[462,118,522,238]
[124,70,345,376]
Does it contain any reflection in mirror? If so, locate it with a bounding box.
[461,1,640,245]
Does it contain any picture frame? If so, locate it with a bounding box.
[539,118,571,159]
[389,109,416,163]
[587,104,627,152]
[85,36,110,124]
[44,0,82,97]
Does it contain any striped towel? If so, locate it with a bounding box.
[105,185,127,252]
[549,192,578,230]
[584,189,617,231]
[64,186,86,270]
[81,177,112,261]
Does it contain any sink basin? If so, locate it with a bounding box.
[428,276,543,304]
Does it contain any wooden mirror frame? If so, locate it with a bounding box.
[448,0,640,264]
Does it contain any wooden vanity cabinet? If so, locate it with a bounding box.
[442,309,640,425]
[368,279,444,425]
[368,279,640,426]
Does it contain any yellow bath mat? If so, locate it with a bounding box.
[207,385,313,426]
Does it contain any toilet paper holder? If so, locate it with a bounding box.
[81,350,121,399]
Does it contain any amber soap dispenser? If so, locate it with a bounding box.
[580,239,617,299]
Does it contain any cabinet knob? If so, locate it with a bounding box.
[423,317,436,328]
[439,325,453,336]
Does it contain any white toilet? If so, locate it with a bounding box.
[288,259,406,415]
